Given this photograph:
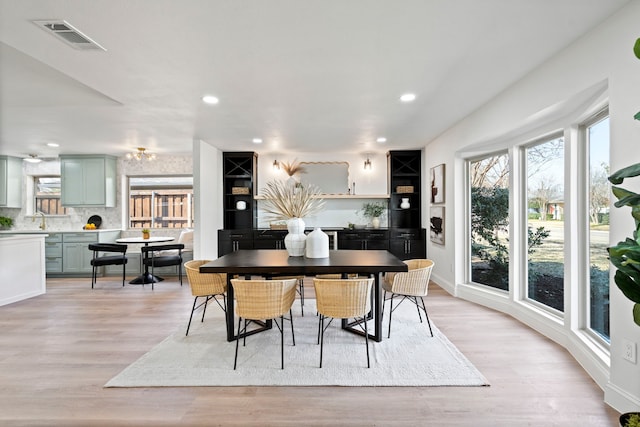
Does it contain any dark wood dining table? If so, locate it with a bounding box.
[200,249,408,342]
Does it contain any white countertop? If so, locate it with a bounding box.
[0,229,123,234]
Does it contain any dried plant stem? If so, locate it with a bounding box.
[260,179,325,220]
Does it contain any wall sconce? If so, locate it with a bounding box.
[273,160,280,171]
[364,156,372,171]
[126,147,156,161]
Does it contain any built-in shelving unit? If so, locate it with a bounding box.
[387,150,426,259]
[222,152,257,230]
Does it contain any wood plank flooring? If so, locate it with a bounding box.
[0,277,619,426]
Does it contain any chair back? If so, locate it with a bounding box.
[88,243,127,255]
[231,279,297,320]
[184,260,227,297]
[390,259,434,297]
[141,243,184,255]
[314,277,373,319]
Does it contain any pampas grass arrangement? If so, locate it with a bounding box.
[260,179,325,220]
[280,160,306,177]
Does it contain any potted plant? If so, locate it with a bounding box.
[360,202,386,229]
[621,413,640,427]
[608,37,640,427]
[141,228,151,239]
[260,179,324,256]
[0,216,13,230]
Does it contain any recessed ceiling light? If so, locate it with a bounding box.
[46,142,59,147]
[400,93,416,102]
[376,137,387,143]
[202,95,219,105]
[252,138,263,144]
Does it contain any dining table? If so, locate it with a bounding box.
[200,249,408,342]
[115,236,175,284]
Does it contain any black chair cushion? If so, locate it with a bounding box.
[144,255,181,268]
[91,256,128,267]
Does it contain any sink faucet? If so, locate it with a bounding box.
[33,212,46,230]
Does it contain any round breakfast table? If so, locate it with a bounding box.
[115,236,175,284]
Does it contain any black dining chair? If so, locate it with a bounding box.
[141,243,185,289]
[88,243,128,288]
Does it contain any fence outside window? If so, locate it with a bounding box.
[129,176,194,229]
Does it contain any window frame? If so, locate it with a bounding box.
[126,174,194,230]
[32,175,67,216]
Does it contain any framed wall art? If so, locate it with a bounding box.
[430,163,445,204]
[430,206,445,245]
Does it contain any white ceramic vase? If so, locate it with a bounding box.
[371,217,380,229]
[305,227,329,258]
[284,217,306,257]
[400,198,410,209]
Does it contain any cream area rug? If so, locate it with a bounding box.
[105,299,489,387]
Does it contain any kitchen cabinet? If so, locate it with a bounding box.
[42,230,120,276]
[218,229,253,257]
[44,233,63,273]
[337,229,389,251]
[60,155,117,207]
[389,228,426,260]
[62,233,98,273]
[0,155,22,208]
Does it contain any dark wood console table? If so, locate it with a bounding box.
[200,249,408,342]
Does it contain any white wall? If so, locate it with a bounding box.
[256,152,389,228]
[423,1,640,412]
[192,139,222,259]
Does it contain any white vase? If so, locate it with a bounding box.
[305,227,329,258]
[236,200,246,210]
[284,217,306,257]
[400,198,410,209]
[371,217,380,229]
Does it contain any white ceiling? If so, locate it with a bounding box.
[0,0,630,160]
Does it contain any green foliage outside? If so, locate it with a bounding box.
[471,187,550,290]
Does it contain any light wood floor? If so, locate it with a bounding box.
[0,276,619,426]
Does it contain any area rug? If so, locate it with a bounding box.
[105,300,489,387]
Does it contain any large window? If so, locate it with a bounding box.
[526,136,565,312]
[128,176,194,229]
[34,176,67,215]
[470,153,510,290]
[586,114,610,340]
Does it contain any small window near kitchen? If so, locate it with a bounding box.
[34,176,67,215]
[128,176,194,229]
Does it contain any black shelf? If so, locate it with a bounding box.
[222,152,257,230]
[388,150,425,260]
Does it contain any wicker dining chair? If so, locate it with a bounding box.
[313,277,374,368]
[231,278,298,370]
[184,260,227,336]
[382,259,435,338]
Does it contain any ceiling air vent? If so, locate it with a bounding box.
[32,20,106,51]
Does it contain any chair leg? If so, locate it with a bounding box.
[289,309,296,346]
[421,297,434,337]
[388,294,394,338]
[186,296,199,336]
[121,262,126,287]
[201,296,210,322]
[319,314,325,368]
[91,265,96,289]
[364,315,370,368]
[299,278,304,316]
[414,296,424,323]
[179,263,183,286]
[234,316,242,370]
[280,315,285,370]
